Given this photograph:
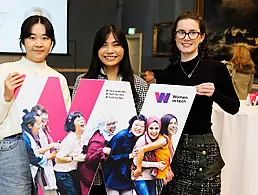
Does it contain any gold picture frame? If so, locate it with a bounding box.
[195,0,204,17]
[152,22,173,56]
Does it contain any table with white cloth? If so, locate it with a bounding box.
[211,102,258,195]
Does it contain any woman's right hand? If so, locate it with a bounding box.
[157,161,166,170]
[103,147,111,155]
[4,72,24,102]
[165,167,174,184]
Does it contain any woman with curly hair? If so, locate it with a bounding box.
[156,11,239,195]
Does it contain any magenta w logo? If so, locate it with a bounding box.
[155,92,171,103]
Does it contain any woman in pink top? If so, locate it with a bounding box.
[133,114,176,195]
[132,116,166,195]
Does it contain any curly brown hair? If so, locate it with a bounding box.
[169,11,209,65]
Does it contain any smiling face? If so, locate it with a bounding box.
[98,33,124,69]
[24,23,52,63]
[74,115,86,132]
[29,116,42,135]
[168,118,178,136]
[37,110,48,128]
[130,120,145,137]
[40,112,49,127]
[175,19,205,60]
[106,118,117,135]
[147,122,160,140]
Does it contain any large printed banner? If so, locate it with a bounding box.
[12,77,196,195]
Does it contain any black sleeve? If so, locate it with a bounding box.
[212,61,240,115]
[154,67,170,84]
[152,69,163,82]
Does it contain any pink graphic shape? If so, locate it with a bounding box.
[69,79,104,123]
[68,79,105,195]
[14,75,26,99]
[155,92,171,103]
[37,77,68,142]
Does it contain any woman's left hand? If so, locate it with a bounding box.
[74,154,86,162]
[132,168,142,178]
[196,82,215,97]
[49,142,60,150]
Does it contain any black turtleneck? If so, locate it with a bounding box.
[156,56,240,135]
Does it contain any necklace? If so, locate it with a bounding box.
[180,58,200,78]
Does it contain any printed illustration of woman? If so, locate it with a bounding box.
[54,111,87,195]
[133,114,176,195]
[131,116,166,195]
[161,114,178,151]
[79,118,115,195]
[21,109,59,195]
[104,115,147,195]
[31,105,58,194]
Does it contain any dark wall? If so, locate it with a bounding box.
[122,0,195,70]
[48,0,195,73]
[1,0,195,86]
[46,0,118,85]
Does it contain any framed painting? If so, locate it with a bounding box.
[152,22,173,56]
[195,0,258,75]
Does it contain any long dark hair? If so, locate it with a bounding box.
[169,11,209,65]
[160,114,178,136]
[83,24,137,102]
[128,114,147,131]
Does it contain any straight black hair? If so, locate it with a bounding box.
[83,24,137,103]
[64,111,84,132]
[160,113,178,135]
[19,15,56,51]
[21,109,39,137]
[128,114,147,130]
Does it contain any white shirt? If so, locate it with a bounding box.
[0,57,71,140]
[54,132,83,172]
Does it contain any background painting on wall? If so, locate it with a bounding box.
[196,0,258,76]
[152,22,173,56]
